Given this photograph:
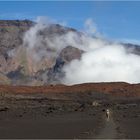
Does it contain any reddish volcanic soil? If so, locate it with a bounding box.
[0,82,140,97]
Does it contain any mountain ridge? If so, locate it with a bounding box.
[0,20,140,85]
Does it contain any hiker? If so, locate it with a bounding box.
[106,109,110,119]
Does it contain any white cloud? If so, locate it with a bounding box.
[62,37,140,85]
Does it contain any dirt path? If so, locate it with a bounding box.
[96,118,117,138]
[94,111,118,139]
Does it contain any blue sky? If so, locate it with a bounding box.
[0,1,140,43]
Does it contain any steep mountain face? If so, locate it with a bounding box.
[0,20,83,85]
[0,20,33,74]
[0,20,140,85]
[0,20,33,51]
[46,46,84,84]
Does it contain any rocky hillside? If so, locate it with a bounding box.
[0,20,83,85]
[0,20,140,85]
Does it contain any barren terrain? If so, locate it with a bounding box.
[0,82,139,139]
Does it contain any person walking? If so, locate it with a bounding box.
[106,109,110,120]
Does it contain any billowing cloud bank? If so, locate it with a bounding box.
[22,17,140,84]
[62,44,140,84]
